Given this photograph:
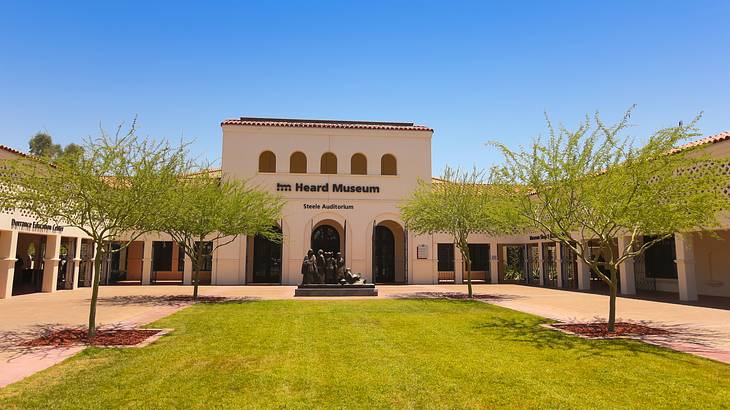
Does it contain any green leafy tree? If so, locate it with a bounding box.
[400,167,517,298]
[28,132,61,158]
[160,170,284,300]
[490,109,730,331]
[61,143,84,158]
[1,122,188,338]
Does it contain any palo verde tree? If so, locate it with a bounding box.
[490,109,730,331]
[0,122,188,337]
[159,169,283,300]
[400,167,517,298]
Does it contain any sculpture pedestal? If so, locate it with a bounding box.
[294,283,378,297]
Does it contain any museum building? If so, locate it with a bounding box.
[1,118,730,304]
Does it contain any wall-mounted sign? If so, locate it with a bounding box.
[417,244,428,259]
[303,203,355,210]
[277,182,380,193]
[11,218,64,232]
[529,234,554,241]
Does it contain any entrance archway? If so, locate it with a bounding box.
[13,233,46,296]
[251,226,282,284]
[372,220,406,283]
[311,222,342,254]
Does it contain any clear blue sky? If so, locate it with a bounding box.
[1,1,729,174]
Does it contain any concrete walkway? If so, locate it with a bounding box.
[1,284,729,387]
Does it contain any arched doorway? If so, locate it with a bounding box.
[372,220,406,283]
[373,226,395,283]
[252,226,282,283]
[311,224,340,254]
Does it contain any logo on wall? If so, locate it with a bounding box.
[277,182,380,193]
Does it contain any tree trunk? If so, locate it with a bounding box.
[465,254,473,299]
[192,239,203,301]
[608,268,617,332]
[88,242,103,339]
[458,241,473,299]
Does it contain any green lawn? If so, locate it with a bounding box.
[2,299,729,409]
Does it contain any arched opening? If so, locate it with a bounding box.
[311,223,341,254]
[381,154,397,175]
[320,152,337,174]
[290,151,307,173]
[258,151,276,173]
[350,153,367,175]
[372,220,406,283]
[250,226,282,283]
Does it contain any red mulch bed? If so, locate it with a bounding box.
[22,329,162,347]
[552,322,669,338]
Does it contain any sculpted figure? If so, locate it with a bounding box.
[316,249,326,283]
[300,249,317,284]
[345,268,364,284]
[324,251,337,283]
[335,252,346,282]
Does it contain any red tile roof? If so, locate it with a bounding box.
[221,117,433,132]
[676,131,730,151]
[0,145,30,158]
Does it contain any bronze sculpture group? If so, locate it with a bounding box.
[301,249,364,285]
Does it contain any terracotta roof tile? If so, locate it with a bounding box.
[0,145,30,158]
[221,117,433,132]
[675,131,730,152]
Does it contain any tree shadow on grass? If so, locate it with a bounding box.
[95,295,259,307]
[473,317,714,365]
[0,323,135,361]
[390,292,524,302]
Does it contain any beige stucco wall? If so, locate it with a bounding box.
[220,124,432,284]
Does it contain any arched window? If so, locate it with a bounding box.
[258,151,276,173]
[350,153,367,175]
[320,152,337,174]
[290,151,307,173]
[381,154,397,175]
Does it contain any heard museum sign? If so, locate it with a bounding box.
[276,182,380,193]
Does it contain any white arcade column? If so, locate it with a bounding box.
[454,246,463,284]
[617,236,636,295]
[0,230,19,299]
[71,237,82,290]
[489,243,499,284]
[141,239,152,285]
[675,233,698,301]
[42,234,61,292]
[183,252,193,285]
[577,243,591,290]
[555,243,563,288]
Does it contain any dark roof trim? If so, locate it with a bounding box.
[221,117,433,132]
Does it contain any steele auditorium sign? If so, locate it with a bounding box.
[276,182,380,193]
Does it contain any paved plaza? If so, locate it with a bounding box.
[2,284,730,387]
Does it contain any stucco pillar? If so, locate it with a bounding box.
[183,253,193,285]
[454,246,463,284]
[617,236,636,295]
[211,240,219,285]
[555,243,563,288]
[489,243,499,284]
[0,230,19,299]
[675,233,698,301]
[537,242,545,286]
[42,234,61,292]
[71,237,82,290]
[577,244,591,290]
[141,239,152,285]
